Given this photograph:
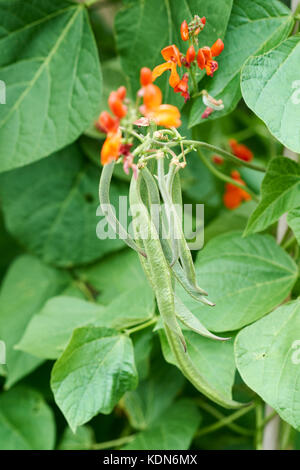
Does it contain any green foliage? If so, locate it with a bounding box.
[241,35,300,153]
[51,326,138,431]
[0,386,55,450]
[0,0,102,172]
[235,299,300,431]
[189,0,293,127]
[178,231,298,331]
[0,0,299,452]
[245,157,300,235]
[0,144,127,267]
[123,399,201,450]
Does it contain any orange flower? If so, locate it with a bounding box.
[223,170,251,210]
[197,39,224,76]
[139,68,181,128]
[108,90,127,118]
[140,67,153,86]
[116,86,126,101]
[212,155,224,165]
[174,73,189,102]
[181,20,189,41]
[229,139,253,162]
[101,129,122,165]
[97,111,119,134]
[152,45,181,88]
[186,45,196,65]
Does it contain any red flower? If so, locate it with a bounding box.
[97,111,119,134]
[229,139,253,162]
[223,170,251,210]
[212,155,224,165]
[108,90,127,118]
[152,45,182,88]
[174,73,190,102]
[101,129,122,165]
[139,68,181,128]
[180,20,189,41]
[186,45,196,65]
[197,39,224,76]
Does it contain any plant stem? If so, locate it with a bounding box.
[91,434,136,450]
[197,151,259,202]
[180,140,266,172]
[195,398,254,436]
[195,403,256,438]
[124,317,158,335]
[282,235,297,250]
[255,400,264,450]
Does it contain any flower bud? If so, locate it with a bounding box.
[180,20,189,41]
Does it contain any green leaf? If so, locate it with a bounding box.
[123,360,184,430]
[76,249,150,305]
[178,232,298,332]
[16,296,105,360]
[115,0,233,102]
[123,399,201,450]
[189,0,293,127]
[159,328,236,402]
[241,35,300,153]
[0,144,127,267]
[17,284,155,359]
[51,326,138,431]
[235,299,300,431]
[0,0,102,172]
[0,386,55,450]
[245,158,300,235]
[58,425,94,450]
[0,255,69,388]
[288,208,300,245]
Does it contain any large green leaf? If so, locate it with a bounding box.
[51,326,138,431]
[0,144,127,267]
[16,296,105,360]
[115,0,233,102]
[123,399,201,450]
[0,255,69,388]
[0,0,102,172]
[17,284,155,359]
[76,249,151,305]
[245,158,300,235]
[189,0,293,127]
[123,360,184,430]
[58,425,94,450]
[288,208,300,245]
[235,299,300,431]
[178,232,298,332]
[0,386,55,450]
[159,328,236,403]
[241,35,300,153]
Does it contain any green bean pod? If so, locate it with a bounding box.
[129,172,186,351]
[164,325,244,409]
[141,164,213,306]
[157,158,209,298]
[99,161,146,257]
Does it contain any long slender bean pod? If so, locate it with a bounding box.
[99,161,146,257]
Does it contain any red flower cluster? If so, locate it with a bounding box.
[229,139,253,162]
[223,170,251,210]
[139,67,181,128]
[97,87,127,165]
[151,17,224,102]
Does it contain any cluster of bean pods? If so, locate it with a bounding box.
[99,143,242,408]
